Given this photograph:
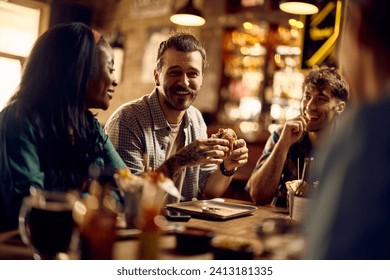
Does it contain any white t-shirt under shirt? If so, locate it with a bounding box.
[165,120,185,203]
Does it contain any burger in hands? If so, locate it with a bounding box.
[211,128,238,156]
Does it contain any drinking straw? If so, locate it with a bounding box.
[301,159,308,181]
[297,158,300,180]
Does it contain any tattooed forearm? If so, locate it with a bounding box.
[174,141,209,166]
[177,143,201,164]
[157,142,206,181]
[157,156,183,181]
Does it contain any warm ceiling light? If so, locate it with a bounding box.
[170,0,206,27]
[243,22,253,30]
[279,0,319,15]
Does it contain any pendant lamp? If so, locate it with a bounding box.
[170,0,206,27]
[279,0,319,15]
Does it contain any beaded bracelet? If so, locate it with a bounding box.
[219,162,237,177]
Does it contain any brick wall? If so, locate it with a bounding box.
[89,0,221,126]
[87,0,292,126]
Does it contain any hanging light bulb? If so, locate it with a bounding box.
[170,0,206,27]
[279,0,319,15]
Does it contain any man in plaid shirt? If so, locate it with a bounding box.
[105,33,248,203]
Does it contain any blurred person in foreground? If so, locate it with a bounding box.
[0,22,126,232]
[105,32,248,202]
[305,0,390,259]
[246,67,349,206]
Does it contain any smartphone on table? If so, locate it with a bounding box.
[165,209,191,222]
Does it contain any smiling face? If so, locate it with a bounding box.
[155,49,203,113]
[85,42,117,110]
[301,85,345,132]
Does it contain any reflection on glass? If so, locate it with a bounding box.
[19,187,79,260]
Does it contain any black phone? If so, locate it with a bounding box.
[165,209,191,221]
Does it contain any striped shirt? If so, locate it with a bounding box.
[104,90,217,201]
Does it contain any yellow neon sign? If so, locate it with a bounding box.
[305,1,343,67]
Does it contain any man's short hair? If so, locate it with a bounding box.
[304,67,350,102]
[156,32,207,73]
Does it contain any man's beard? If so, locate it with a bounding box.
[163,84,197,111]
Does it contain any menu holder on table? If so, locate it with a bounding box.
[166,200,257,220]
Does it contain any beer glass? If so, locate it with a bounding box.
[18,187,79,260]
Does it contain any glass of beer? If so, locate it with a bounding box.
[18,187,79,260]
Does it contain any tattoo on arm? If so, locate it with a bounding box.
[157,157,182,181]
[157,142,204,181]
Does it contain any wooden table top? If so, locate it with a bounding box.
[0,200,300,260]
[114,201,294,260]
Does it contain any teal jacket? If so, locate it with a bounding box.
[0,101,126,231]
